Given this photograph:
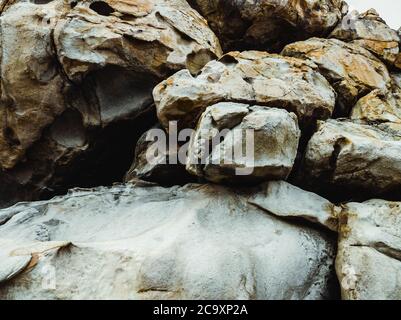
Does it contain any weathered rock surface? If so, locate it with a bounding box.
[154,51,336,129]
[337,200,401,300]
[330,9,401,67]
[302,119,401,198]
[1,0,401,302]
[186,103,300,184]
[125,126,194,186]
[393,73,401,87]
[0,183,337,300]
[0,0,222,208]
[248,181,338,232]
[351,77,401,123]
[282,38,391,116]
[188,0,347,52]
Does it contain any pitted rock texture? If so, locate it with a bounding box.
[0,0,222,208]
[282,38,391,116]
[0,183,337,300]
[330,9,401,68]
[302,119,401,199]
[188,0,348,52]
[186,103,301,184]
[154,51,336,129]
[337,200,401,300]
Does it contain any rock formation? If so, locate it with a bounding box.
[1,0,401,300]
[186,103,301,184]
[0,182,337,299]
[0,0,221,207]
[330,9,401,69]
[154,51,336,129]
[188,0,348,52]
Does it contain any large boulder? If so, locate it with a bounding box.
[154,51,336,129]
[0,0,222,208]
[351,76,401,123]
[301,119,401,199]
[282,38,391,116]
[330,9,401,68]
[186,103,301,184]
[337,200,401,300]
[0,183,337,300]
[188,0,347,52]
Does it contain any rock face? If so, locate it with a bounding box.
[337,200,401,300]
[154,51,336,129]
[0,183,337,300]
[351,80,401,123]
[125,126,195,186]
[282,38,391,116]
[0,0,222,208]
[330,9,401,68]
[1,0,401,301]
[248,181,339,232]
[188,0,348,52]
[302,119,401,198]
[186,103,301,184]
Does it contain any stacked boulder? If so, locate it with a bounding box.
[1,0,401,300]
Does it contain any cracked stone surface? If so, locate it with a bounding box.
[351,76,401,123]
[282,38,391,116]
[186,102,301,184]
[302,119,401,198]
[154,51,336,129]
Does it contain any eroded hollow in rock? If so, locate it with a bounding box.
[32,0,55,4]
[0,65,159,208]
[48,112,157,198]
[50,109,87,148]
[89,1,115,16]
[83,66,158,124]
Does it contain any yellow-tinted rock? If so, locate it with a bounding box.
[154,51,336,129]
[331,9,400,67]
[282,38,391,115]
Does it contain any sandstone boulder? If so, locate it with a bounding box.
[0,0,222,208]
[337,200,401,300]
[330,9,400,67]
[0,183,337,299]
[351,77,401,123]
[186,103,301,184]
[154,51,336,129]
[188,0,347,52]
[125,126,194,186]
[282,38,391,116]
[302,119,401,199]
